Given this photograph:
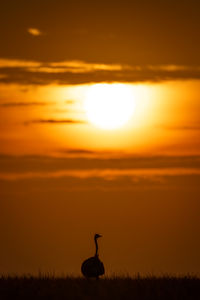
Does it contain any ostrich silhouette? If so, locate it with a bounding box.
[81,234,105,279]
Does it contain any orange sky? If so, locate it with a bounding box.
[0,0,200,276]
[0,80,200,156]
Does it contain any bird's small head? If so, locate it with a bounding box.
[94,233,102,239]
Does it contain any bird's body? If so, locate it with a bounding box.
[81,234,105,279]
[81,256,104,278]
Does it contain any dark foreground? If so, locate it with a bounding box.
[0,276,199,300]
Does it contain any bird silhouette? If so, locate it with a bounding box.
[81,234,105,279]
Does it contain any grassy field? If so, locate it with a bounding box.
[0,276,199,299]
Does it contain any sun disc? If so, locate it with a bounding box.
[84,84,135,130]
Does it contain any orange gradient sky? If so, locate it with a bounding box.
[0,80,200,156]
[0,0,200,276]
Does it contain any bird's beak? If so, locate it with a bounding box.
[99,234,102,238]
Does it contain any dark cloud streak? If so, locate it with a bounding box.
[0,154,200,174]
[24,118,87,125]
[162,125,200,131]
[1,65,200,85]
[1,173,200,191]
[0,102,47,107]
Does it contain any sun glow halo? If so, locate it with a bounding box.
[84,84,135,130]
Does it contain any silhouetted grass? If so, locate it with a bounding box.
[0,275,199,299]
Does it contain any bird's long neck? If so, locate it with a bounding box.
[95,237,98,256]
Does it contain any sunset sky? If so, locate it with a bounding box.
[0,0,200,276]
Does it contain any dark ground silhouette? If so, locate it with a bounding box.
[0,276,199,300]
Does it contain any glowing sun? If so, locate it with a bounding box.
[84,84,135,130]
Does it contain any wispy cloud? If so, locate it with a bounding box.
[147,65,196,72]
[0,59,41,68]
[1,58,200,85]
[0,59,123,72]
[47,60,124,73]
[27,28,43,36]
[2,154,200,194]
[0,168,200,181]
[0,154,200,189]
